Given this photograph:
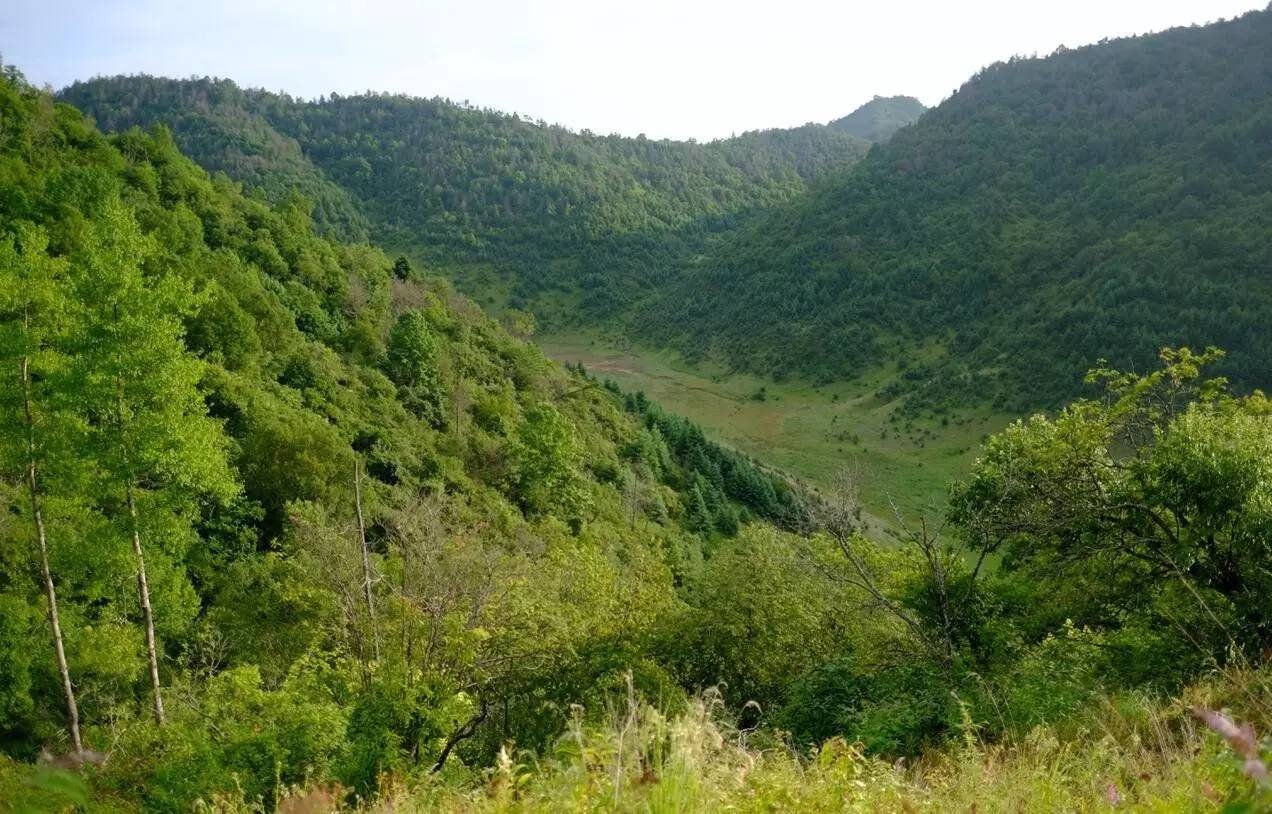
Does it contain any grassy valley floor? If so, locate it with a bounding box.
[537,331,1011,529]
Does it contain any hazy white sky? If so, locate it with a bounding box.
[2,0,1264,140]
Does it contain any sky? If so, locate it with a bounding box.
[2,0,1265,141]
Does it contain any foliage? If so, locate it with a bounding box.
[0,68,773,809]
[60,74,870,328]
[4,12,1272,808]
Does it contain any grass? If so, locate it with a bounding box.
[537,331,1011,527]
[261,665,1269,812]
[13,667,1271,812]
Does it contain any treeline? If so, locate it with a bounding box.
[565,364,805,533]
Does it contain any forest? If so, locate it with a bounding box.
[2,5,1272,813]
[645,7,1272,409]
[58,76,877,324]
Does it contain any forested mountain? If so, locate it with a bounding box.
[60,78,871,319]
[826,95,926,142]
[645,7,1272,409]
[56,76,371,243]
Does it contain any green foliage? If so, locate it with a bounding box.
[386,309,445,423]
[666,528,862,713]
[780,656,953,756]
[951,347,1272,654]
[0,68,752,808]
[60,75,870,330]
[506,403,587,518]
[106,664,345,812]
[5,15,1272,809]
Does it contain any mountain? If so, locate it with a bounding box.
[60,78,870,321]
[8,18,1272,809]
[640,7,1272,410]
[827,95,926,142]
[55,76,370,242]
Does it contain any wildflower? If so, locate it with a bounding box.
[1105,781,1121,806]
[1192,707,1269,787]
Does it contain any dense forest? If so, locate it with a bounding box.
[4,6,1272,812]
[59,78,871,322]
[0,66,804,809]
[645,7,1272,409]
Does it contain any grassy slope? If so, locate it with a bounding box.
[537,331,1010,525]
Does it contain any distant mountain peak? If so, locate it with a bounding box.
[827,95,926,142]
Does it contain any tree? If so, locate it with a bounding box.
[392,256,413,281]
[68,200,236,723]
[812,467,967,683]
[386,309,445,423]
[0,225,84,752]
[949,347,1272,653]
[506,403,587,517]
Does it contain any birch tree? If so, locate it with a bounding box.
[0,225,84,751]
[69,200,236,723]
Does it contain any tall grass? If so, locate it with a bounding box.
[340,665,1271,813]
[21,666,1269,812]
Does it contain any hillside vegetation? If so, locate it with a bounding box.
[0,67,806,810]
[60,77,870,323]
[4,8,1272,812]
[61,7,1272,421]
[645,8,1272,410]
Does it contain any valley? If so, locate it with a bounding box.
[537,331,1008,523]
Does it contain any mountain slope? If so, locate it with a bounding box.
[59,8,1272,417]
[58,75,370,242]
[642,7,1272,409]
[0,66,808,806]
[827,95,926,142]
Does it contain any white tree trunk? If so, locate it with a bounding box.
[21,355,84,752]
[354,459,379,661]
[126,483,165,724]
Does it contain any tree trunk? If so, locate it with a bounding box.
[126,482,165,724]
[354,459,380,661]
[21,355,83,753]
[114,359,165,726]
[431,699,488,773]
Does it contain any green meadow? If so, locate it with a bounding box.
[538,331,1011,526]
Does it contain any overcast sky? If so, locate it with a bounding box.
[3,0,1264,140]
